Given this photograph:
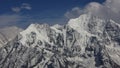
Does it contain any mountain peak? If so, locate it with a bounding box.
[68,14,91,33]
[20,23,51,46]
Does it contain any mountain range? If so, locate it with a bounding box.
[0,14,120,68]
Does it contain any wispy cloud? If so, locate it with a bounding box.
[11,7,21,13]
[21,3,32,10]
[11,3,32,13]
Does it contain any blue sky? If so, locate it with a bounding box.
[0,0,108,28]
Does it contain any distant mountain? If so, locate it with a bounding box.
[0,26,22,47]
[0,14,120,68]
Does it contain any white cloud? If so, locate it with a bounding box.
[11,3,32,13]
[65,0,120,23]
[105,0,120,13]
[64,7,84,19]
[85,0,120,23]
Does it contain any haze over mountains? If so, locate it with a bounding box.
[0,13,120,68]
[0,26,22,47]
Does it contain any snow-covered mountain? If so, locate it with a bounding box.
[0,14,120,68]
[0,26,22,47]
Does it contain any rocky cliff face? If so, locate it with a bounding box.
[0,14,120,68]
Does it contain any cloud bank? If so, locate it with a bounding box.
[65,0,120,23]
[0,14,23,27]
